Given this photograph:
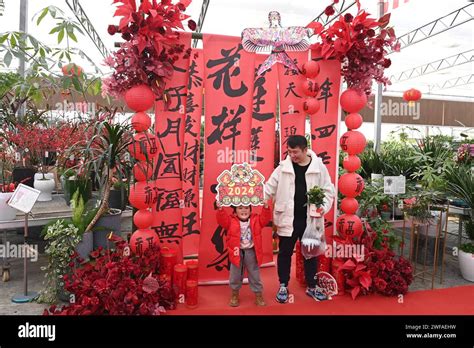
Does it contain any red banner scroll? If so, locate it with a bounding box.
[182,49,203,257]
[199,34,255,283]
[153,32,192,263]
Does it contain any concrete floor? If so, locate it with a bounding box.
[1,199,472,314]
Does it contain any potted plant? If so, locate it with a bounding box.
[307,185,325,218]
[109,177,129,211]
[33,164,56,201]
[60,168,92,206]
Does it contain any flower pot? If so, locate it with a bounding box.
[93,208,123,249]
[0,192,17,221]
[34,175,55,202]
[413,222,445,267]
[76,232,94,260]
[12,166,36,188]
[109,188,128,211]
[459,249,474,282]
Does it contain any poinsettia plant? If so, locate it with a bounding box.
[102,0,196,100]
[310,0,399,96]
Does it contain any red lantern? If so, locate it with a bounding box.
[133,209,153,229]
[303,98,320,115]
[336,214,363,239]
[340,131,366,155]
[129,181,154,210]
[338,173,365,198]
[61,63,83,77]
[124,84,155,112]
[342,155,361,172]
[340,197,359,215]
[403,88,422,106]
[129,132,158,161]
[300,79,319,97]
[345,113,363,130]
[131,112,151,132]
[133,162,153,182]
[130,229,159,254]
[340,89,367,113]
[302,61,320,78]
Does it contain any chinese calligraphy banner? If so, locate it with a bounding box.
[253,54,277,266]
[153,32,192,263]
[277,51,308,160]
[182,49,203,257]
[199,34,255,283]
[309,58,342,243]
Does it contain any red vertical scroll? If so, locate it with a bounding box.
[182,49,203,257]
[153,32,192,263]
[309,59,342,243]
[277,51,308,160]
[199,34,255,283]
[252,54,278,265]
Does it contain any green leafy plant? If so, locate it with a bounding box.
[307,186,325,207]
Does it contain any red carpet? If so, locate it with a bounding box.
[171,256,474,315]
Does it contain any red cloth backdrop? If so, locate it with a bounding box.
[252,54,277,266]
[182,49,203,257]
[153,32,192,263]
[199,34,255,283]
[309,58,342,243]
[277,51,308,160]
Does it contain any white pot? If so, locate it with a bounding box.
[34,178,55,201]
[34,172,54,181]
[459,250,474,282]
[0,192,17,221]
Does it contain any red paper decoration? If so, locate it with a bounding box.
[131,112,152,132]
[129,181,154,210]
[185,280,198,308]
[338,173,365,198]
[345,113,363,130]
[133,162,153,182]
[61,63,83,76]
[133,209,153,229]
[336,214,363,239]
[303,98,320,115]
[340,88,367,113]
[130,229,159,254]
[160,247,178,283]
[342,155,361,172]
[185,260,199,281]
[340,197,359,215]
[301,79,319,97]
[340,131,366,155]
[124,84,155,112]
[173,264,188,296]
[129,132,158,161]
[302,60,320,78]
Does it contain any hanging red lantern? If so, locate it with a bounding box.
[133,209,153,229]
[131,112,152,132]
[300,79,320,97]
[342,155,361,172]
[129,181,154,210]
[340,131,366,155]
[403,88,422,106]
[129,132,159,161]
[340,197,359,215]
[61,63,83,77]
[345,113,363,130]
[303,98,320,115]
[130,229,160,254]
[124,84,155,112]
[338,173,365,198]
[336,214,363,239]
[302,60,320,78]
[340,88,367,113]
[133,161,153,182]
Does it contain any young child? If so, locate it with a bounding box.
[216,200,272,307]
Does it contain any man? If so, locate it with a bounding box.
[265,135,335,303]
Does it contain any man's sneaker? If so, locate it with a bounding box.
[306,287,327,302]
[276,284,289,303]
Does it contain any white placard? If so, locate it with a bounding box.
[7,184,41,213]
[384,176,406,195]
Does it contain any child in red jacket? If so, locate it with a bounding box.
[216,201,272,307]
